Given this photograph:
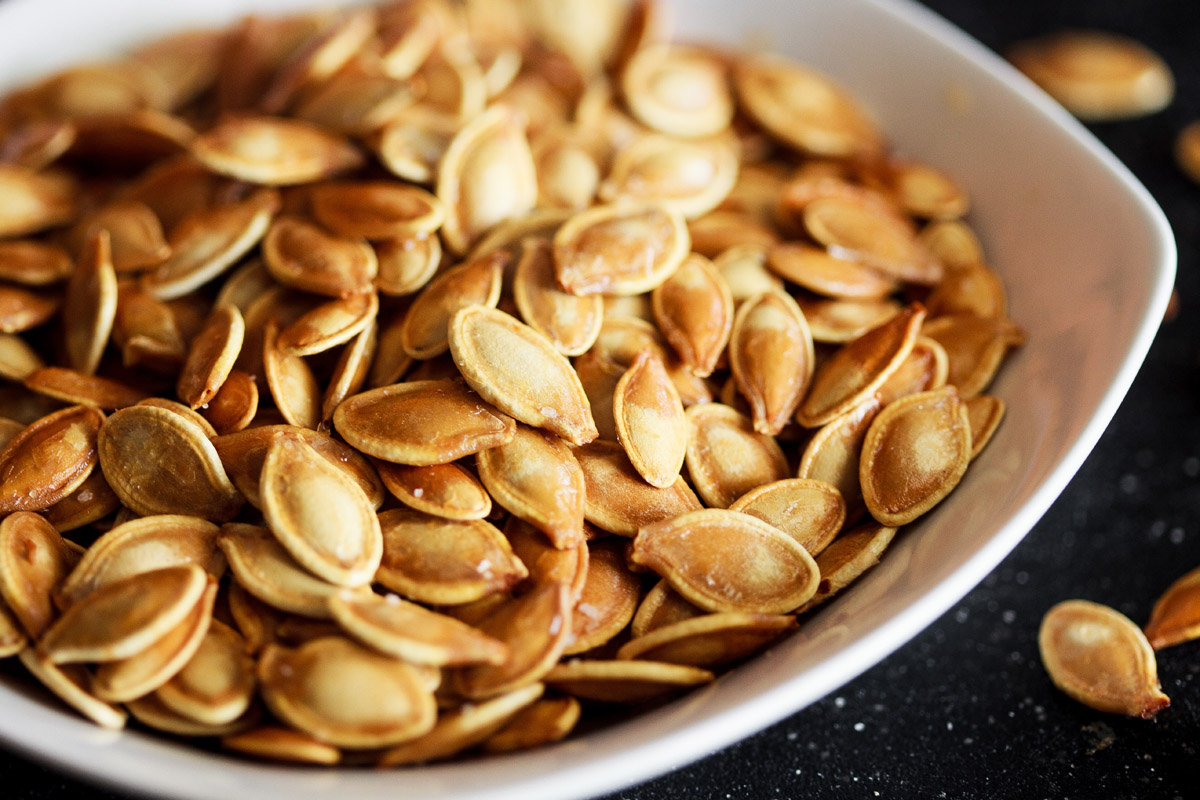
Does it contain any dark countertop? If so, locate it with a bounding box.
[4,1,1200,798]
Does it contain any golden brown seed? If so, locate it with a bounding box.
[480,695,581,753]
[91,578,217,703]
[1143,567,1200,650]
[622,45,732,138]
[329,591,507,666]
[56,515,222,609]
[729,479,846,556]
[258,637,436,748]
[797,396,881,520]
[712,243,785,304]
[18,649,127,729]
[575,440,702,536]
[884,160,970,221]
[797,521,897,612]
[601,134,738,219]
[376,508,527,605]
[112,283,186,372]
[310,181,445,240]
[512,237,604,357]
[918,220,985,271]
[401,250,506,359]
[222,727,341,765]
[0,119,76,171]
[374,108,458,184]
[277,289,378,356]
[591,315,712,406]
[262,320,320,430]
[294,67,415,137]
[922,313,1025,398]
[965,395,1006,460]
[144,188,279,300]
[860,387,971,527]
[451,582,573,700]
[125,692,259,736]
[766,242,897,300]
[177,304,244,409]
[62,231,118,376]
[0,240,73,286]
[553,202,689,296]
[1039,599,1170,718]
[156,620,256,725]
[0,513,77,637]
[612,349,686,489]
[632,509,820,614]
[139,397,218,438]
[40,564,208,664]
[0,284,61,334]
[66,200,171,274]
[448,305,598,446]
[0,165,76,238]
[40,468,121,532]
[192,115,363,185]
[506,518,590,601]
[798,297,905,345]
[378,682,544,766]
[1008,31,1174,121]
[875,336,948,407]
[202,369,259,435]
[925,263,1007,320]
[374,234,442,296]
[685,403,789,509]
[630,581,704,638]
[532,130,600,212]
[573,350,624,442]
[650,253,733,377]
[563,540,641,655]
[729,290,814,436]
[334,379,515,466]
[1,601,28,657]
[437,106,537,254]
[218,523,349,619]
[797,303,924,427]
[0,405,102,515]
[98,404,242,520]
[258,7,379,113]
[1175,122,1200,185]
[802,197,942,285]
[261,434,383,587]
[23,367,146,410]
[617,611,797,668]
[544,659,713,703]
[734,54,882,157]
[262,216,378,297]
[377,461,491,521]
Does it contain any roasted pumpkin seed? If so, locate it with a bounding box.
[684,403,789,509]
[544,659,713,703]
[0,405,102,515]
[1143,567,1200,651]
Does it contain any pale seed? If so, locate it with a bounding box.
[622,45,732,138]
[374,234,442,296]
[18,649,127,729]
[601,133,738,219]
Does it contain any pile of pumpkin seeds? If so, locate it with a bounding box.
[0,0,1023,766]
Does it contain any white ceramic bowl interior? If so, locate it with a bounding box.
[0,0,1176,798]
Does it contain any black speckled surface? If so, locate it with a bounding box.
[4,1,1200,798]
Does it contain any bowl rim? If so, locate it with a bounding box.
[0,0,1177,798]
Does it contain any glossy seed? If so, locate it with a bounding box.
[125,692,259,736]
[685,404,789,509]
[575,440,702,536]
[922,313,1025,398]
[277,290,378,357]
[0,513,78,637]
[261,319,320,429]
[650,253,733,378]
[192,116,363,185]
[262,216,378,297]
[729,479,846,556]
[62,231,118,376]
[1143,567,1200,650]
[875,336,948,407]
[0,240,73,286]
[553,203,689,296]
[622,45,732,138]
[613,349,686,489]
[617,612,797,668]
[965,395,1006,460]
[1039,599,1170,718]
[377,461,491,521]
[374,234,442,296]
[544,659,713,703]
[311,181,445,240]
[563,540,641,655]
[512,237,603,357]
[0,285,61,333]
[506,518,590,601]
[401,250,505,359]
[797,521,897,612]
[217,523,349,619]
[448,305,597,446]
[156,620,256,725]
[766,242,896,300]
[177,304,244,409]
[23,367,147,410]
[601,134,738,219]
[67,200,171,274]
[0,165,76,237]
[799,296,903,344]
[729,290,814,435]
[40,467,121,532]
[802,197,941,285]
[860,387,971,526]
[202,369,259,434]
[797,396,881,520]
[0,405,102,515]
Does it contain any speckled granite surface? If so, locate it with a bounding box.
[3,1,1199,798]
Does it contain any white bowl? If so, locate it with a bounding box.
[0,0,1176,798]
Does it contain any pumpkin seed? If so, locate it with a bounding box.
[797,521,897,612]
[1141,567,1200,651]
[61,231,118,376]
[217,523,349,619]
[685,403,789,509]
[311,181,445,240]
[922,313,1025,398]
[617,612,797,668]
[480,695,580,753]
[192,116,363,185]
[728,479,846,556]
[0,165,76,238]
[0,284,61,334]
[401,250,505,359]
[926,263,1007,320]
[797,396,881,521]
[0,512,77,637]
[544,659,713,703]
[575,440,702,536]
[277,289,378,356]
[374,234,442,296]
[262,216,378,297]
[712,243,784,304]
[18,649,127,729]
[563,540,640,656]
[612,349,686,489]
[66,200,171,274]
[201,369,259,435]
[630,580,704,638]
[601,134,738,219]
[125,691,260,736]
[0,601,26,658]
[512,237,603,357]
[0,240,73,286]
[505,518,590,601]
[729,290,814,436]
[156,620,256,725]
[24,367,148,410]
[553,202,689,296]
[766,242,897,300]
[0,405,102,515]
[222,726,341,764]
[650,253,733,378]
[40,467,122,532]
[177,304,244,409]
[622,45,732,138]
[965,394,1005,460]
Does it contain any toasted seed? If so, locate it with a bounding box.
[374,108,459,184]
[374,234,442,296]
[91,578,216,703]
[67,200,171,274]
[1144,567,1200,650]
[797,396,881,520]
[451,582,573,700]
[376,508,526,605]
[40,467,122,532]
[630,581,704,638]
[259,636,436,748]
[553,203,689,296]
[802,197,941,285]
[544,659,713,703]
[512,237,603,356]
[0,240,73,286]
[192,116,362,185]
[259,7,378,113]
[506,518,590,600]
[437,106,537,254]
[919,219,985,271]
[1,601,27,657]
[922,313,1025,398]
[925,263,1007,320]
[214,424,382,510]
[222,726,341,764]
[112,282,186,371]
[799,296,903,344]
[563,540,641,655]
[416,45,488,120]
[57,515,222,608]
[591,315,712,406]
[480,695,580,752]
[235,286,315,379]
[1039,599,1170,718]
[98,404,242,520]
[575,440,702,536]
[23,367,147,410]
[202,369,259,434]
[860,387,971,526]
[449,305,598,445]
[334,378,515,465]
[611,349,686,489]
[1009,31,1174,121]
[294,65,414,136]
[138,397,218,437]
[40,564,208,664]
[401,250,505,359]
[126,692,260,736]
[797,303,924,427]
[797,521,897,612]
[177,305,244,409]
[0,513,77,637]
[277,289,378,357]
[218,523,349,619]
[310,181,445,240]
[735,54,881,157]
[0,405,102,515]
[766,242,896,300]
[155,619,255,725]
[685,403,789,509]
[261,320,320,429]
[632,509,820,614]
[651,253,733,378]
[532,130,600,212]
[262,216,378,298]
[875,335,948,406]
[729,290,814,435]
[729,479,846,556]
[377,461,491,521]
[61,231,118,376]
[617,611,797,667]
[601,134,738,219]
[712,243,785,304]
[143,188,279,300]
[0,284,60,333]
[275,617,344,647]
[18,649,127,729]
[965,395,1005,460]
[0,118,76,171]
[621,45,731,138]
[0,165,76,238]
[573,350,624,443]
[884,160,970,221]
